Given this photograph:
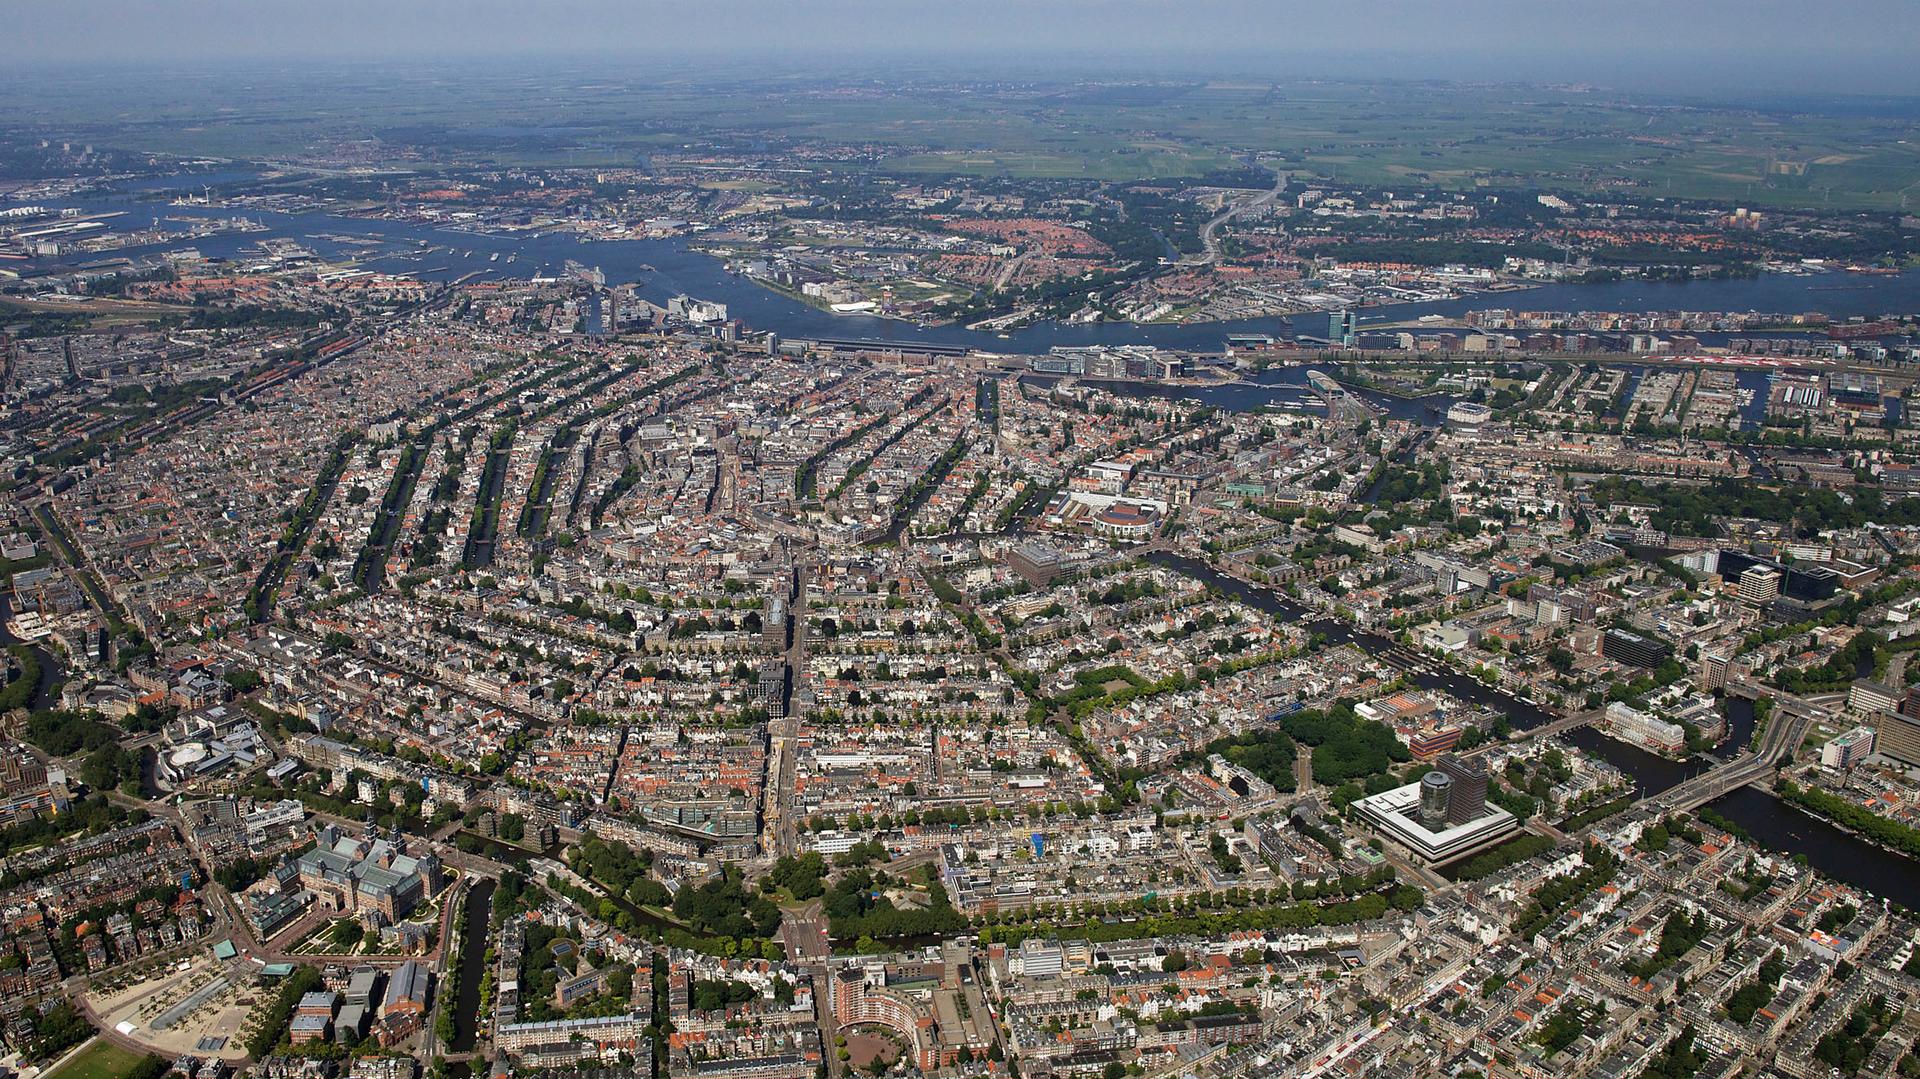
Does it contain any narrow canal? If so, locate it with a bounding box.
[449,876,496,1053]
[0,596,64,712]
[457,831,694,939]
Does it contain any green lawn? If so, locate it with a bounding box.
[44,1040,151,1079]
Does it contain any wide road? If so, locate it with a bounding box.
[767,562,810,860]
[1183,167,1288,266]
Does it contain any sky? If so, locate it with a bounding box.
[10,0,1920,96]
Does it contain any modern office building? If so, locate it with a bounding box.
[1329,310,1355,346]
[1874,711,1920,768]
[1714,549,1838,606]
[1783,564,1840,603]
[1434,753,1490,825]
[1418,772,1453,830]
[1738,567,1782,606]
[1355,781,1519,865]
[1698,651,1732,692]
[1602,628,1672,669]
[1408,725,1464,761]
[1007,543,1070,587]
[1850,679,1903,717]
[1823,726,1875,769]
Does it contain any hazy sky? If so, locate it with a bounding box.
[11,0,1920,96]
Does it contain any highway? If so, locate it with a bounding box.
[1184,167,1289,267]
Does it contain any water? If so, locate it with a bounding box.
[458,830,690,939]
[457,832,561,865]
[1081,366,1456,425]
[1354,273,1920,327]
[1611,368,1645,422]
[449,877,496,1053]
[1736,369,1770,430]
[1148,548,1719,797]
[0,597,63,712]
[16,174,1920,356]
[1704,786,1920,910]
[109,169,271,194]
[1143,551,1562,727]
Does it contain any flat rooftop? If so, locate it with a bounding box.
[1355,782,1520,864]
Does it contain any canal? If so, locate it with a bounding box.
[448,876,496,1054]
[0,596,64,713]
[457,830,693,940]
[1143,549,1564,727]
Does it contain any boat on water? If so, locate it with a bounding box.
[489,253,499,262]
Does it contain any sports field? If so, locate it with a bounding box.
[43,1040,151,1079]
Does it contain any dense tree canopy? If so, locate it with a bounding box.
[1589,477,1920,537]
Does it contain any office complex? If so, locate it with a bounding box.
[1823,727,1876,769]
[1875,711,1920,769]
[1355,780,1519,865]
[1602,628,1673,669]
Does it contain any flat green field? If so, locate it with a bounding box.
[5,62,1916,210]
[882,147,1234,180]
[44,1040,150,1079]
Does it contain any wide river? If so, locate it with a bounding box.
[21,173,1920,355]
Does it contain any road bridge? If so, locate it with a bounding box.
[1641,697,1814,814]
